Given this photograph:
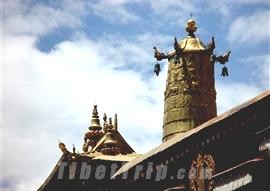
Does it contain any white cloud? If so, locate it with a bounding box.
[3,0,89,35]
[227,9,270,45]
[216,81,263,114]
[3,29,170,190]
[89,0,139,23]
[238,55,270,89]
[215,54,269,115]
[89,0,270,25]
[219,0,269,4]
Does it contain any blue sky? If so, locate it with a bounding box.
[2,0,270,190]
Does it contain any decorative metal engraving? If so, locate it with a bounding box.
[189,153,216,191]
[152,18,231,141]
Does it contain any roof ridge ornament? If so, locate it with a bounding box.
[108,117,114,131]
[103,112,108,132]
[83,105,104,152]
[185,19,197,37]
[113,113,118,131]
[59,141,67,154]
[89,105,102,130]
[153,19,231,78]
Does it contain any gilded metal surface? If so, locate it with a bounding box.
[155,19,220,141]
[103,132,118,145]
[163,50,217,141]
[178,37,206,52]
[83,105,104,151]
[186,19,197,35]
[89,105,102,130]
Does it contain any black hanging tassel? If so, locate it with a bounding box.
[221,66,229,77]
[154,63,161,76]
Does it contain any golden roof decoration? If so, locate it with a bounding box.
[89,105,102,130]
[83,105,104,152]
[58,141,67,154]
[185,19,197,35]
[101,132,120,155]
[91,114,135,155]
[113,113,118,130]
[81,106,136,156]
[153,18,231,77]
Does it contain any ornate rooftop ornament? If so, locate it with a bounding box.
[103,113,108,132]
[101,132,120,156]
[71,144,76,159]
[99,115,121,155]
[153,18,231,141]
[185,19,197,36]
[83,105,104,152]
[59,141,67,154]
[113,113,118,130]
[154,20,231,77]
[104,117,116,132]
[89,105,102,130]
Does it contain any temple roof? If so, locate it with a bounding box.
[179,36,206,52]
[38,107,140,191]
[112,90,270,178]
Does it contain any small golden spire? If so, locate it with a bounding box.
[59,141,68,154]
[59,142,66,150]
[89,105,102,130]
[113,113,118,130]
[103,112,107,122]
[107,117,114,131]
[185,19,197,36]
[108,117,112,125]
[72,144,76,159]
[72,144,76,154]
[103,112,108,132]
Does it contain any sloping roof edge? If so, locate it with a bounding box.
[113,90,270,178]
[38,155,64,191]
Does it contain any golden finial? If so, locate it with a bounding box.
[113,113,118,130]
[185,18,197,36]
[103,112,108,132]
[93,104,98,116]
[72,144,76,159]
[59,141,67,153]
[103,112,107,122]
[104,117,114,131]
[108,117,113,130]
[89,105,102,130]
